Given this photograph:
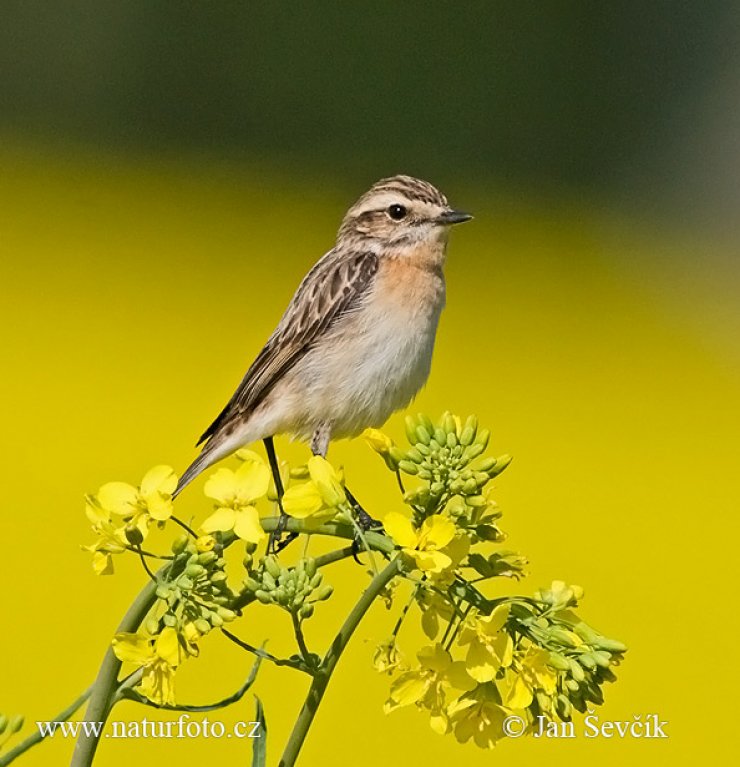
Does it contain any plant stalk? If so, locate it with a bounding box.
[278,557,400,767]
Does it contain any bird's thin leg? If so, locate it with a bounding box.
[310,425,383,566]
[264,436,296,554]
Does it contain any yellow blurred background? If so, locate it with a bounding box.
[2,4,740,765]
[1,144,737,766]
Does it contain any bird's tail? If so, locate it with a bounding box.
[173,434,239,498]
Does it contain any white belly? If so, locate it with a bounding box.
[268,268,446,440]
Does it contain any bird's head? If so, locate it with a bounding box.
[337,175,472,252]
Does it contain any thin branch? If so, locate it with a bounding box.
[117,653,262,713]
[0,686,93,766]
[279,557,401,767]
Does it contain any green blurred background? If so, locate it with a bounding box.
[1,3,738,766]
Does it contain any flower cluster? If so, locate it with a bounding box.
[77,410,625,757]
[244,555,333,619]
[365,414,626,748]
[84,465,177,574]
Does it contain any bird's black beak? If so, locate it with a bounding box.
[437,209,473,225]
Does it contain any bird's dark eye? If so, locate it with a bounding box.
[388,204,407,220]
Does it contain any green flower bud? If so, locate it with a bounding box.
[195,618,211,634]
[417,468,432,480]
[429,481,445,496]
[155,585,170,600]
[292,593,305,608]
[171,534,189,554]
[415,425,432,445]
[185,563,205,578]
[163,614,176,627]
[405,415,419,445]
[264,556,281,579]
[125,525,144,546]
[304,557,317,578]
[255,590,272,604]
[556,694,572,720]
[565,678,580,692]
[217,607,236,622]
[177,575,194,590]
[592,650,612,668]
[244,577,261,592]
[263,572,276,590]
[145,618,159,635]
[548,652,571,671]
[446,432,457,449]
[465,495,487,507]
[463,478,478,494]
[594,636,627,652]
[418,414,435,434]
[474,428,490,448]
[568,658,585,681]
[9,715,24,734]
[578,653,597,670]
[433,427,446,445]
[198,551,218,565]
[464,443,485,461]
[210,613,224,627]
[300,603,314,619]
[398,460,419,475]
[310,572,323,588]
[210,571,227,583]
[477,456,497,472]
[316,585,334,601]
[406,447,424,463]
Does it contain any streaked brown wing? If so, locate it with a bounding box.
[197,249,378,445]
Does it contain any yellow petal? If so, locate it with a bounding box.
[465,639,499,682]
[307,456,345,507]
[282,481,323,518]
[155,627,182,667]
[417,643,451,673]
[97,482,138,516]
[233,506,266,543]
[389,671,428,707]
[481,603,510,635]
[146,493,173,521]
[203,468,238,504]
[92,551,114,575]
[413,549,452,573]
[112,633,154,665]
[235,448,264,464]
[234,460,271,504]
[504,674,533,708]
[363,428,393,454]
[140,465,177,497]
[85,499,108,525]
[420,515,456,550]
[383,512,418,549]
[201,506,237,533]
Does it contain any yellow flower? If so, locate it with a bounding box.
[82,498,129,575]
[457,604,512,683]
[373,638,405,675]
[417,588,455,640]
[201,457,270,543]
[282,456,346,521]
[384,643,475,735]
[502,644,558,709]
[93,465,177,543]
[383,513,456,573]
[448,682,509,749]
[362,428,400,470]
[112,627,187,706]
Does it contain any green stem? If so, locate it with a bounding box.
[0,687,93,766]
[69,578,159,767]
[278,557,401,767]
[291,613,314,669]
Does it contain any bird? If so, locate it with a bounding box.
[174,174,472,500]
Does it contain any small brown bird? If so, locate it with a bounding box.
[175,175,471,497]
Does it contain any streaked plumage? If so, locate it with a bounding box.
[175,175,471,496]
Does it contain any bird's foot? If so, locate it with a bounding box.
[268,513,298,555]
